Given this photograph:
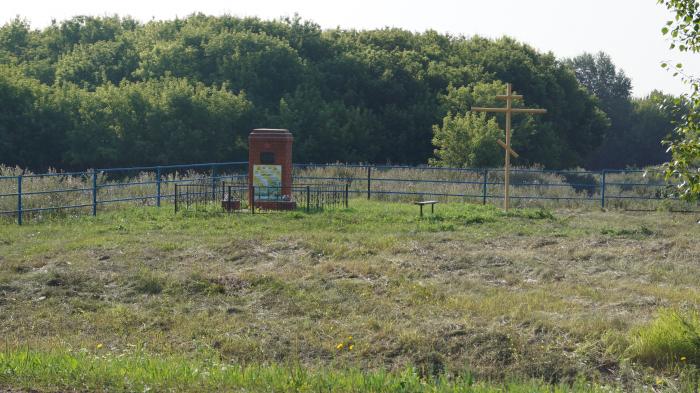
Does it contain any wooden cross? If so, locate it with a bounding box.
[471,83,546,211]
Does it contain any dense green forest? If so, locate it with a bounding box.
[0,14,681,170]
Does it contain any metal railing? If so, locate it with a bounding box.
[292,164,698,211]
[0,162,247,225]
[1,161,697,225]
[174,182,349,214]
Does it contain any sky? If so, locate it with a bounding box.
[2,0,698,97]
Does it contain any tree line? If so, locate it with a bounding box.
[0,14,683,171]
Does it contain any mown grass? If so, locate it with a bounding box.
[1,200,699,391]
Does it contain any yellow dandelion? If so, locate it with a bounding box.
[336,343,344,350]
[656,377,664,385]
[349,344,354,351]
[96,343,103,349]
[681,356,687,361]
[348,336,353,340]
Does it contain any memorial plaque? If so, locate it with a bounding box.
[253,164,282,200]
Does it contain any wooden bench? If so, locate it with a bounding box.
[414,200,438,217]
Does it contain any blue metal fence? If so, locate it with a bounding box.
[0,161,697,225]
[0,162,248,225]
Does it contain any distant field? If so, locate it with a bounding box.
[1,201,699,392]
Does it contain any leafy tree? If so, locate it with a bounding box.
[567,52,632,114]
[567,52,634,169]
[460,37,609,168]
[205,30,304,107]
[0,17,31,62]
[431,112,502,168]
[55,39,138,89]
[628,91,681,167]
[0,66,68,169]
[61,78,253,168]
[431,81,506,167]
[658,0,700,201]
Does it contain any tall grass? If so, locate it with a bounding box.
[1,163,697,224]
[293,164,696,211]
[0,349,618,393]
[0,164,246,222]
[627,309,700,368]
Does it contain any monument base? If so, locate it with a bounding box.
[221,199,241,212]
[254,200,297,211]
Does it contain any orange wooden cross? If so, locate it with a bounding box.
[472,83,546,211]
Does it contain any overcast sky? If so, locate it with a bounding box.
[2,0,698,97]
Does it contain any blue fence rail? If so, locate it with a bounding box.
[0,162,248,225]
[0,162,697,225]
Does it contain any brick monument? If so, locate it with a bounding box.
[248,128,296,210]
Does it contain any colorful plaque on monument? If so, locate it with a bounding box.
[253,164,282,199]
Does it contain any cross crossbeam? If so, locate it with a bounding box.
[497,139,519,158]
[471,83,546,211]
[472,107,547,114]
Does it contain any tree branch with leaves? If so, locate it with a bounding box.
[659,0,700,201]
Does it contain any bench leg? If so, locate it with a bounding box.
[431,203,434,214]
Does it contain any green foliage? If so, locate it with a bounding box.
[586,89,682,169]
[568,52,630,169]
[431,112,502,168]
[658,0,700,201]
[0,14,674,170]
[0,66,70,169]
[432,83,508,169]
[568,52,632,118]
[627,309,700,368]
[61,77,253,167]
[55,39,138,89]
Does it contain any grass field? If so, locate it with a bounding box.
[1,200,699,392]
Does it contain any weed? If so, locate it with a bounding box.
[132,269,166,295]
[627,309,700,368]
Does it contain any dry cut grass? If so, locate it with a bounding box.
[0,200,699,391]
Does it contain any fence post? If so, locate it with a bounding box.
[227,185,232,214]
[601,170,606,209]
[367,166,371,200]
[174,184,178,213]
[482,169,488,205]
[17,175,22,226]
[156,166,162,208]
[251,186,255,215]
[92,170,97,216]
[211,166,217,200]
[306,186,311,212]
[345,183,349,208]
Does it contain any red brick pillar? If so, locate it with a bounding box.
[248,129,295,210]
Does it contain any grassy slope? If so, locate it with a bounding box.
[0,201,699,391]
